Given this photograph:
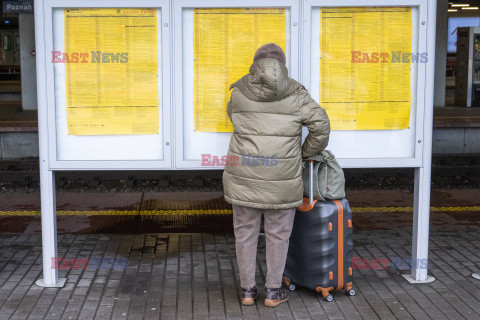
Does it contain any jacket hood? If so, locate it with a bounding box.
[229,58,303,102]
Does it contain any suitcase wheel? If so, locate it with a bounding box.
[288,284,296,291]
[316,286,334,301]
[345,288,356,296]
[344,283,355,296]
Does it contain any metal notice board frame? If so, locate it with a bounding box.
[302,0,436,284]
[34,0,437,287]
[34,0,171,287]
[173,0,300,169]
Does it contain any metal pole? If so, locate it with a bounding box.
[35,170,65,287]
[34,0,65,287]
[309,160,313,205]
[403,167,435,283]
[403,0,436,284]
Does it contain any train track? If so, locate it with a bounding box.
[0,156,479,191]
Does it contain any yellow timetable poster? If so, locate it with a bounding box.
[193,8,286,132]
[319,7,412,130]
[64,8,159,135]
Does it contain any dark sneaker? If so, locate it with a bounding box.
[240,286,258,306]
[265,287,290,307]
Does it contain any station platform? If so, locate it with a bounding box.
[1,188,480,319]
[0,223,479,319]
[0,102,36,132]
[2,105,480,131]
[433,106,480,128]
[2,105,480,159]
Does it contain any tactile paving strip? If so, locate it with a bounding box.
[1,206,480,216]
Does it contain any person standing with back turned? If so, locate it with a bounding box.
[223,43,330,307]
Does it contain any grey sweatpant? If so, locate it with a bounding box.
[232,204,296,289]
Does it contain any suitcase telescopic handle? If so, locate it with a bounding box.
[309,160,314,205]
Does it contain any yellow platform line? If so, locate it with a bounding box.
[1,206,480,216]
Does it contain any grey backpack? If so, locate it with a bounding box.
[302,150,345,201]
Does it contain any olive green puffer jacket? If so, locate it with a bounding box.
[223,58,330,209]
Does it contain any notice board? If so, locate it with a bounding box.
[52,7,166,163]
[193,8,286,132]
[319,7,412,130]
[64,8,159,135]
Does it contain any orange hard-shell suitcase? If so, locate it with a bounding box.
[283,161,355,302]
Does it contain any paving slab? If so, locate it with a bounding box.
[0,230,479,319]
